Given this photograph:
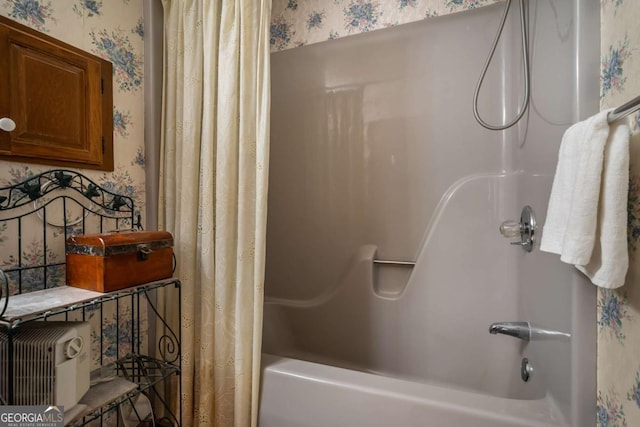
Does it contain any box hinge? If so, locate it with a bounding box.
[102,136,105,154]
[101,77,104,94]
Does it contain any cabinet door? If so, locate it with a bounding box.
[0,16,113,171]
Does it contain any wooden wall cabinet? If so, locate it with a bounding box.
[0,16,113,171]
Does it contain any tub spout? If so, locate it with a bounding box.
[489,321,531,341]
[489,322,571,341]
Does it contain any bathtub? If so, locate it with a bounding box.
[259,354,566,427]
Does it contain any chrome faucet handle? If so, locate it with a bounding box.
[498,206,536,252]
[499,220,522,238]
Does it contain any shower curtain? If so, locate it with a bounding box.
[158,0,270,425]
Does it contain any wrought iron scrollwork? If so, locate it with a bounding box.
[0,268,8,318]
[84,183,101,199]
[144,288,181,364]
[158,334,179,364]
[53,171,73,187]
[110,195,124,211]
[18,181,42,200]
[0,169,135,216]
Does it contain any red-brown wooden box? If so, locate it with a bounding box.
[66,231,174,292]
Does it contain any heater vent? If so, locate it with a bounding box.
[0,322,90,408]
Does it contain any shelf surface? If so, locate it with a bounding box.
[0,278,179,324]
[64,377,137,426]
[0,286,105,322]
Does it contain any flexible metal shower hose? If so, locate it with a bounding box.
[473,0,530,131]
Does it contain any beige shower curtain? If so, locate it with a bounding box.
[158,0,270,425]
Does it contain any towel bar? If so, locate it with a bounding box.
[607,94,640,123]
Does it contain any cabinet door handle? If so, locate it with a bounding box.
[0,117,16,132]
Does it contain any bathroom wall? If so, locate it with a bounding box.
[597,1,640,426]
[270,0,501,51]
[0,0,146,369]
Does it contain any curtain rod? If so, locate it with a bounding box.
[607,94,640,123]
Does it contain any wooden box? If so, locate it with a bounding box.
[66,231,173,292]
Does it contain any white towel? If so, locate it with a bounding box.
[540,110,629,289]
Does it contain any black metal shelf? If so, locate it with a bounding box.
[0,169,182,426]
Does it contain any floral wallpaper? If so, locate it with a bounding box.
[0,0,146,372]
[270,0,501,51]
[0,0,146,208]
[598,0,640,426]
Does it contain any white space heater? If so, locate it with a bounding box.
[0,322,90,409]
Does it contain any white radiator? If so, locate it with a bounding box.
[0,322,90,409]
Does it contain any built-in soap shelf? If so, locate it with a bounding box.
[373,259,416,267]
[371,248,415,299]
